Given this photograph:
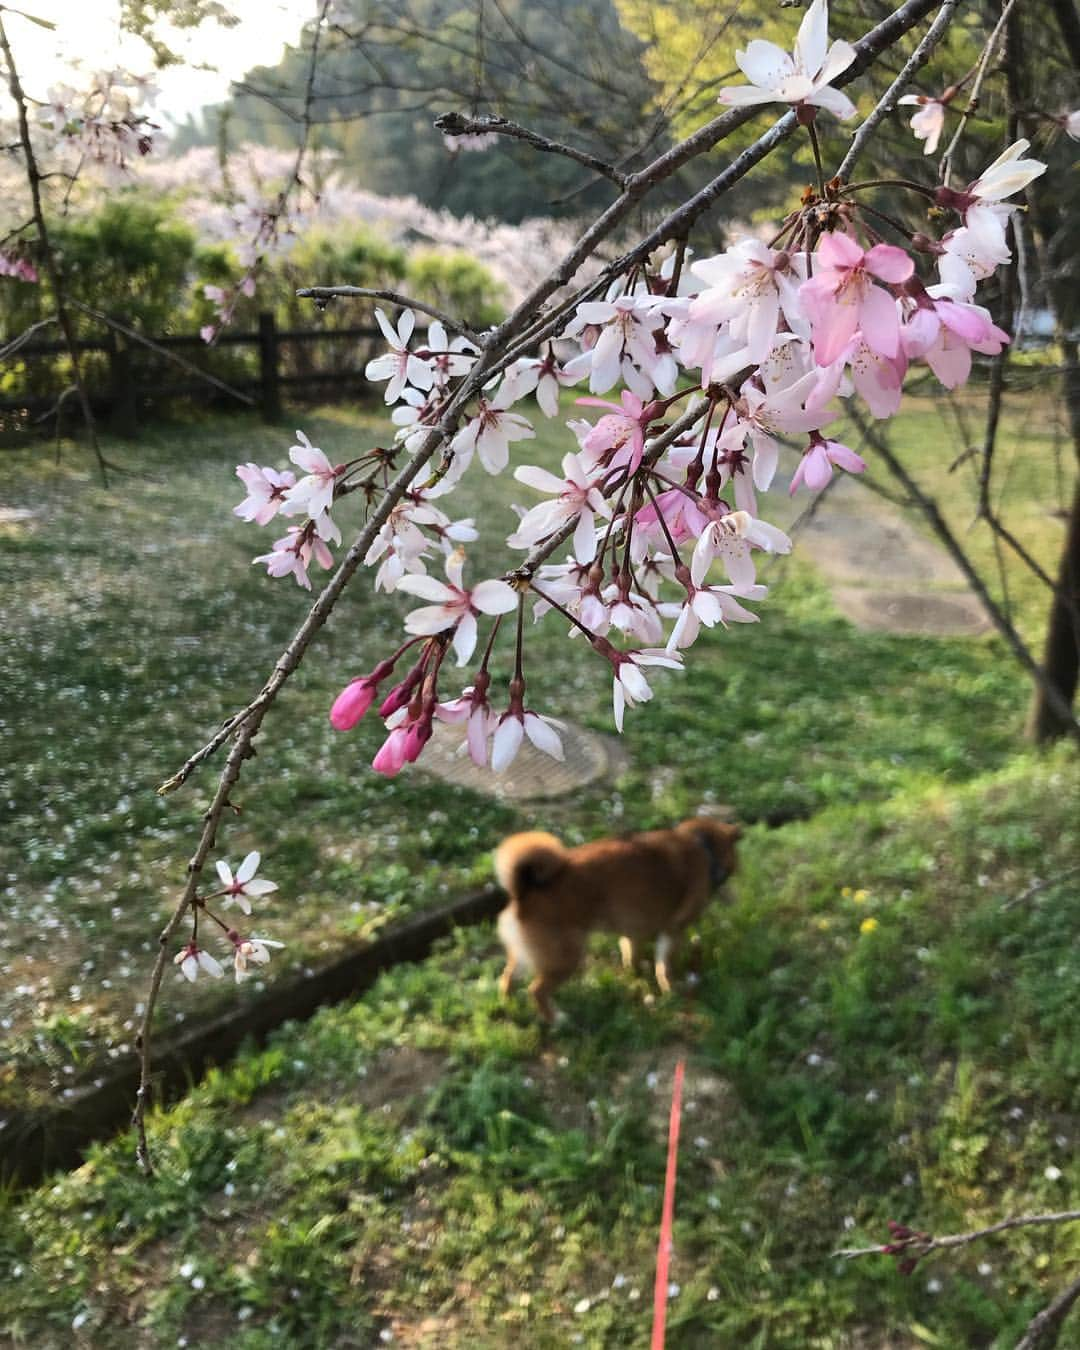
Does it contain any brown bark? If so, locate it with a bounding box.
[1027,344,1080,742]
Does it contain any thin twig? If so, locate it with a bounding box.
[939,0,1021,186]
[295,286,481,345]
[836,1209,1080,1260]
[849,406,1080,744]
[1002,863,1080,910]
[0,13,110,485]
[1015,1269,1080,1350]
[69,303,257,408]
[838,0,963,182]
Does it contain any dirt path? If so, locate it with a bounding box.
[776,473,990,636]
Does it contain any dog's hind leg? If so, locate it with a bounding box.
[528,973,565,1023]
[619,936,637,971]
[654,932,676,995]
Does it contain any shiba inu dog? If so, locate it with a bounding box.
[493,817,740,1021]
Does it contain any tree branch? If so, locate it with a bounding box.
[433,110,629,186]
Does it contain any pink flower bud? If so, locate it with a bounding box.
[329,678,377,730]
[372,727,409,777]
[402,716,433,764]
[378,657,425,718]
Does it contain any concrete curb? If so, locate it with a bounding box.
[0,887,503,1188]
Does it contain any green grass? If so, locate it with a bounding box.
[1,750,1077,1346]
[0,390,1067,1112]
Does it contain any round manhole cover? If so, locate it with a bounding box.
[413,717,627,800]
[833,588,990,636]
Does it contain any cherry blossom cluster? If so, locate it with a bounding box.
[37,69,160,184]
[199,189,309,343]
[172,851,284,984]
[226,0,1048,798]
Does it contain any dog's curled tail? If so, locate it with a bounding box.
[493,831,567,900]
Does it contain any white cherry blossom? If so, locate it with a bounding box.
[214,852,278,916]
[365,307,436,404]
[717,0,857,121]
[396,550,518,665]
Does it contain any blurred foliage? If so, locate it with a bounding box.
[173,0,660,223]
[0,195,504,408]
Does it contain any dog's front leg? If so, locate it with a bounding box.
[618,936,637,971]
[498,953,518,999]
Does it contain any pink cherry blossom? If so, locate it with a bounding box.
[717,0,857,121]
[897,95,947,155]
[329,654,400,731]
[174,943,225,982]
[364,307,437,404]
[490,680,565,773]
[507,452,610,563]
[0,251,38,283]
[789,435,866,494]
[800,233,913,365]
[633,483,710,548]
[436,677,497,767]
[578,390,659,480]
[214,851,278,915]
[372,702,435,776]
[234,463,296,526]
[901,291,1009,389]
[396,550,518,665]
[729,369,837,491]
[847,338,906,418]
[282,431,346,519]
[415,320,477,385]
[252,512,340,590]
[686,240,807,367]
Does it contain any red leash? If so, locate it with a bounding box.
[651,1058,686,1350]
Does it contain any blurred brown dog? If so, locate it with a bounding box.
[494,817,740,1021]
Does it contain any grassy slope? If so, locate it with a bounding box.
[1,391,1062,1109]
[1,749,1078,1347]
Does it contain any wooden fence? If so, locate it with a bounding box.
[0,312,382,435]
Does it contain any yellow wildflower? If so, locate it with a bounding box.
[860,917,879,935]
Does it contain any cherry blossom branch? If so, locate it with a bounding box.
[294,286,481,344]
[138,413,470,1167]
[0,11,112,486]
[433,110,629,187]
[480,0,945,376]
[835,1209,1080,1261]
[837,0,963,182]
[145,0,969,1167]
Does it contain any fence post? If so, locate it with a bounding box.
[258,311,282,423]
[107,323,138,439]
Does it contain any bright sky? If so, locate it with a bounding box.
[4,0,315,125]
